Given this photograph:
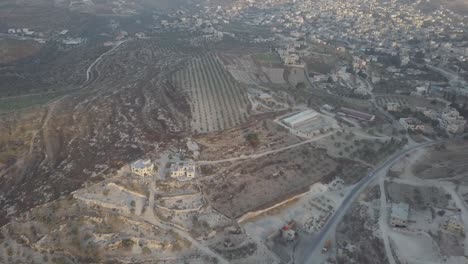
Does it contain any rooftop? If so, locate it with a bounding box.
[283,109,319,126]
[131,159,153,169]
[391,202,409,220]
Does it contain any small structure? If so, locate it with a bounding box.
[130,159,154,177]
[390,203,409,227]
[399,118,424,131]
[170,162,196,179]
[338,107,375,122]
[386,102,400,112]
[281,221,297,241]
[282,109,319,128]
[442,215,464,234]
[258,93,274,104]
[321,104,334,112]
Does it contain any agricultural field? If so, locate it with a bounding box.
[0,39,43,64]
[222,22,272,38]
[0,91,67,113]
[172,53,250,133]
[252,53,282,64]
[376,95,447,111]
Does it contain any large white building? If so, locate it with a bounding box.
[282,109,319,128]
[130,159,154,177]
[170,162,196,179]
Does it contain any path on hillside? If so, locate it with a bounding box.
[196,131,334,165]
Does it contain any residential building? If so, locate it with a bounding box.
[170,162,196,179]
[399,118,424,131]
[130,159,154,177]
[386,102,400,112]
[258,93,274,104]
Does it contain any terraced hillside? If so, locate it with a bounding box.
[172,54,250,133]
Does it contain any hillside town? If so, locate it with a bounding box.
[0,0,467,264]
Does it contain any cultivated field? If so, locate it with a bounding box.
[172,53,250,133]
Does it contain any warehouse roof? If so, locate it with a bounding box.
[283,109,319,127]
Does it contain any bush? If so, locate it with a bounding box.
[121,239,134,249]
[142,246,151,255]
[245,133,260,147]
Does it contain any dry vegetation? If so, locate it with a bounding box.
[0,38,192,226]
[336,187,388,264]
[386,182,450,211]
[196,117,300,161]
[201,145,339,219]
[0,197,197,263]
[412,142,468,181]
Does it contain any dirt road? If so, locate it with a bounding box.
[196,131,334,165]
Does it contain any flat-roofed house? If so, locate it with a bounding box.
[170,162,196,179]
[390,203,409,227]
[131,159,154,177]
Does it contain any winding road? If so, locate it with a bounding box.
[300,139,448,264]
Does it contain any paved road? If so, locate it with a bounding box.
[300,139,446,264]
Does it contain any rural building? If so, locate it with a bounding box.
[321,104,334,112]
[282,109,319,128]
[386,102,400,112]
[338,107,375,121]
[130,159,154,177]
[399,118,424,131]
[390,203,409,227]
[281,221,297,241]
[258,93,274,104]
[442,215,464,234]
[170,162,196,179]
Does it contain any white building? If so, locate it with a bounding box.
[282,109,319,128]
[130,159,154,177]
[170,162,196,179]
[390,203,409,227]
[386,102,400,112]
[258,93,274,104]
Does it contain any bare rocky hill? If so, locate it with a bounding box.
[0,38,192,226]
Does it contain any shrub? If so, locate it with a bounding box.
[245,133,260,147]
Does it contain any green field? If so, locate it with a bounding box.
[0,91,66,113]
[253,53,282,63]
[223,22,272,38]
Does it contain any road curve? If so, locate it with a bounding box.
[301,139,447,264]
